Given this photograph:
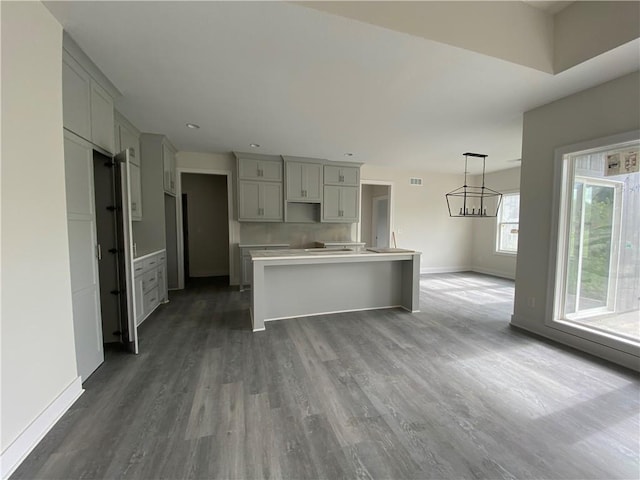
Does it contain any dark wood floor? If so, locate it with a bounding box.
[13,273,640,479]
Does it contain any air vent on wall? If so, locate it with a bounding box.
[409,177,423,186]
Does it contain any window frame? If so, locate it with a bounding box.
[495,191,520,255]
[546,130,640,356]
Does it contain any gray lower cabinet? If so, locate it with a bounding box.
[239,244,290,290]
[133,251,167,326]
[323,185,359,222]
[238,181,283,221]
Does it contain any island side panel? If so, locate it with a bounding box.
[251,260,266,331]
[401,253,421,312]
[262,260,404,321]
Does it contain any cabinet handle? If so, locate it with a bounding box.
[130,148,136,158]
[131,202,137,210]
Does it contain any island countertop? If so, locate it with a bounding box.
[251,248,418,262]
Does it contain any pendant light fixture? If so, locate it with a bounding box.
[445,152,503,217]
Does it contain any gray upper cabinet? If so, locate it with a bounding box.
[62,52,92,141]
[115,113,142,221]
[322,185,359,223]
[62,49,115,154]
[90,81,115,153]
[238,156,282,182]
[236,153,283,222]
[324,164,360,186]
[285,161,323,202]
[162,142,176,195]
[238,181,283,222]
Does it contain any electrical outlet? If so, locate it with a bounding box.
[527,297,536,308]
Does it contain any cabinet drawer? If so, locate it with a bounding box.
[143,288,160,314]
[142,270,158,294]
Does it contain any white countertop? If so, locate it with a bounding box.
[239,243,289,248]
[251,248,418,261]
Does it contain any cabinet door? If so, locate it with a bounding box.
[62,52,91,141]
[286,162,304,200]
[162,144,176,194]
[157,254,168,302]
[340,186,359,221]
[303,163,323,201]
[119,123,140,166]
[239,181,283,221]
[90,81,115,153]
[134,274,144,325]
[286,162,322,201]
[238,181,261,220]
[322,186,359,222]
[242,255,252,287]
[262,182,283,220]
[323,185,341,221]
[64,131,104,381]
[324,165,359,186]
[129,163,142,221]
[238,157,282,181]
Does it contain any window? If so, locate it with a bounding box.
[552,138,639,344]
[496,193,519,254]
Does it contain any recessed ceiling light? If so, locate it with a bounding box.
[186,123,200,129]
[344,153,353,157]
[250,143,260,148]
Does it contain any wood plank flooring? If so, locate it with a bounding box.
[12,273,640,479]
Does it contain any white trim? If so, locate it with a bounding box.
[359,180,394,246]
[176,168,236,289]
[420,266,472,274]
[1,377,83,479]
[471,267,515,280]
[546,130,640,357]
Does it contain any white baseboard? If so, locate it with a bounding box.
[510,314,639,372]
[470,267,515,280]
[1,377,83,479]
[420,266,471,274]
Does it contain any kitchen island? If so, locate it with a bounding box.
[250,248,420,331]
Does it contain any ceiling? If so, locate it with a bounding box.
[45,1,639,174]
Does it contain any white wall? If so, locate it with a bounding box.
[1,0,80,473]
[361,164,473,273]
[513,71,640,369]
[470,166,521,279]
[182,173,229,277]
[554,1,640,73]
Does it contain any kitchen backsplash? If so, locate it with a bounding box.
[240,223,356,249]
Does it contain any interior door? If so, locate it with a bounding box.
[372,196,390,248]
[114,149,138,353]
[64,130,104,381]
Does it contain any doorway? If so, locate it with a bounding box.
[360,182,392,248]
[180,173,230,283]
[93,151,121,344]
